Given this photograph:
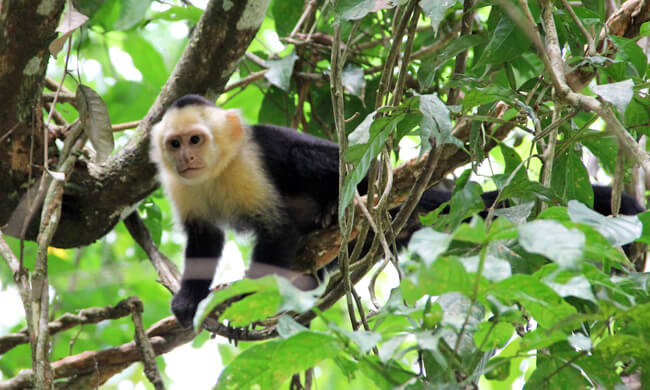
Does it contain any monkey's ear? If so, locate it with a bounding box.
[225,109,244,140]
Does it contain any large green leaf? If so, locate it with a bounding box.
[551,146,593,207]
[417,35,486,88]
[492,275,578,329]
[518,220,585,268]
[195,275,323,328]
[475,15,530,67]
[568,200,642,247]
[215,331,341,389]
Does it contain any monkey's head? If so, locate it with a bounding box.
[150,95,245,184]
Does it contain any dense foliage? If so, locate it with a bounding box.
[1,0,649,388]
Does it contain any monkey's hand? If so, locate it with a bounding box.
[171,281,210,328]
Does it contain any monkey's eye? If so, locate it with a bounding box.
[169,139,181,149]
[190,135,201,145]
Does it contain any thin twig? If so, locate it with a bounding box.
[112,120,140,132]
[331,20,359,330]
[448,0,475,105]
[32,123,86,389]
[130,298,166,390]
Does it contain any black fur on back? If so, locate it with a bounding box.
[171,94,215,109]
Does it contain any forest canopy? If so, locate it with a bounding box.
[1,0,650,388]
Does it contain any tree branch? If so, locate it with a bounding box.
[2,0,271,249]
[0,317,195,390]
[0,298,140,355]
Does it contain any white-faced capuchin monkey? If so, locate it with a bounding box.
[150,94,344,327]
[151,94,645,328]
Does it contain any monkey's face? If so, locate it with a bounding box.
[163,127,213,181]
[151,104,245,185]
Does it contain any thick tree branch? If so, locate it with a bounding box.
[0,0,66,232]
[1,0,271,249]
[0,317,195,390]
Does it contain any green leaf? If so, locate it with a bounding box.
[625,97,650,131]
[568,200,642,246]
[641,21,650,37]
[437,292,484,355]
[453,217,487,244]
[418,93,459,150]
[407,228,452,266]
[475,15,530,67]
[610,36,647,76]
[114,0,152,30]
[76,85,114,162]
[272,0,304,37]
[551,146,593,207]
[581,131,620,175]
[149,5,202,22]
[518,220,585,268]
[419,0,457,33]
[436,181,485,230]
[525,356,590,389]
[215,331,341,389]
[474,321,515,351]
[265,51,298,91]
[401,255,472,304]
[498,143,527,182]
[417,35,485,88]
[493,202,535,224]
[591,79,634,115]
[459,254,511,282]
[331,324,381,354]
[597,334,650,362]
[358,356,414,388]
[636,211,650,244]
[493,275,578,329]
[196,275,322,328]
[347,111,376,148]
[339,115,397,220]
[544,273,596,303]
[520,328,568,351]
[462,83,521,108]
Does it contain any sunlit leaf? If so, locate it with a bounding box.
[592,79,634,115]
[518,220,585,268]
[568,200,642,246]
[216,331,341,389]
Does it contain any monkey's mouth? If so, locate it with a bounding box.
[179,167,204,177]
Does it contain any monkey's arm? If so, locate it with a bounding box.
[171,219,225,328]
